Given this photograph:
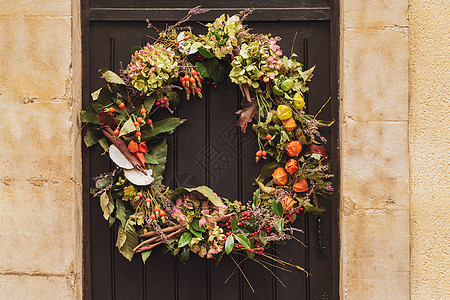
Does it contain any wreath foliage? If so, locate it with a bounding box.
[82,7,333,276]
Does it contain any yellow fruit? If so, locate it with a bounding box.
[277,105,292,121]
[293,93,305,110]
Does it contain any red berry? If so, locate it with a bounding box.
[189,77,195,84]
[113,129,120,136]
[109,107,115,113]
[147,119,153,125]
[137,117,143,123]
[160,211,166,217]
[256,150,263,157]
[195,87,201,93]
[137,192,143,198]
[134,121,139,127]
[266,134,272,141]
[119,102,125,110]
[191,69,198,76]
[156,101,160,106]
[261,151,267,156]
[145,198,151,203]
[135,131,141,137]
[150,213,156,220]
[184,74,190,81]
[140,106,146,114]
[163,96,168,102]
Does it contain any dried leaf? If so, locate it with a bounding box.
[235,98,257,133]
[97,112,118,128]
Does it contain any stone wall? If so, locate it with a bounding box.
[339,0,410,298]
[410,0,450,298]
[0,0,82,299]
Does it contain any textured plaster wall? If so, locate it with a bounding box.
[409,0,450,298]
[339,0,410,299]
[0,0,83,299]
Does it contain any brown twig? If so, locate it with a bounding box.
[101,126,147,174]
[140,225,183,238]
[134,228,186,253]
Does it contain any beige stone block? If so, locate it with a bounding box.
[0,274,74,299]
[343,0,408,28]
[0,180,75,274]
[0,102,75,180]
[342,29,408,121]
[342,121,409,210]
[0,0,71,17]
[341,209,409,299]
[0,16,72,101]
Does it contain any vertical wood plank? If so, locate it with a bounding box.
[208,81,241,300]
[176,90,208,300]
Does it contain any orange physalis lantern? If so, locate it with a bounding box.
[281,196,296,212]
[285,159,298,175]
[293,179,308,193]
[286,141,302,157]
[272,167,288,185]
[282,117,297,132]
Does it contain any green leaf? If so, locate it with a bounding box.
[277,219,284,232]
[231,216,238,232]
[198,47,215,58]
[257,161,281,183]
[272,200,283,218]
[225,235,234,254]
[184,186,225,208]
[147,139,168,180]
[277,201,284,217]
[311,153,322,160]
[247,250,255,259]
[80,107,100,124]
[143,96,156,112]
[235,234,251,249]
[130,46,142,55]
[180,246,190,261]
[100,191,114,220]
[108,216,116,227]
[189,227,203,239]
[98,137,110,152]
[215,250,225,266]
[195,62,210,78]
[116,219,138,261]
[191,219,206,232]
[303,202,325,215]
[141,118,186,141]
[119,118,136,137]
[141,250,152,264]
[178,232,193,248]
[91,88,102,101]
[99,69,126,85]
[123,185,137,201]
[274,240,287,246]
[84,128,102,147]
[115,198,127,228]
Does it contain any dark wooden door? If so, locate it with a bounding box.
[82,1,339,299]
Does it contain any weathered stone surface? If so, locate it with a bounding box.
[0,16,72,101]
[342,0,408,28]
[0,0,71,16]
[409,0,450,298]
[341,209,410,299]
[0,102,74,180]
[342,121,409,210]
[342,28,408,122]
[0,179,75,274]
[0,274,74,299]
